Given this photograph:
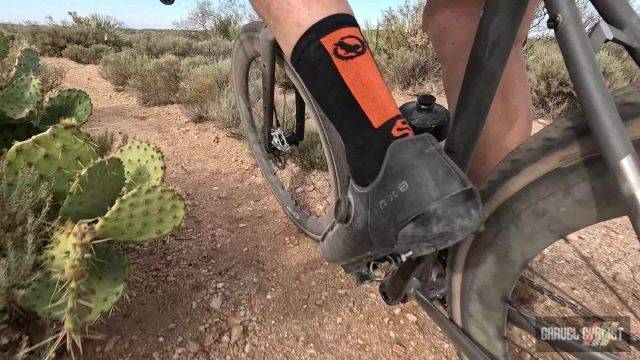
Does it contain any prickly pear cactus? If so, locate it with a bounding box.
[0,123,39,150]
[96,185,185,242]
[41,89,93,128]
[60,158,125,221]
[0,32,9,61]
[0,73,42,124]
[114,139,166,191]
[17,134,185,358]
[5,125,99,199]
[9,47,40,82]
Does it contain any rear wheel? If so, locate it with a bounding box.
[232,22,348,240]
[449,82,640,359]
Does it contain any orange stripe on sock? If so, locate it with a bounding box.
[320,27,401,129]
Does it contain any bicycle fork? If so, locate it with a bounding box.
[545,0,640,238]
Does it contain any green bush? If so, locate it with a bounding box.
[18,24,121,57]
[178,60,234,124]
[527,38,640,118]
[180,55,211,72]
[100,48,149,88]
[129,55,183,105]
[131,33,198,58]
[378,45,440,90]
[62,44,112,64]
[368,0,441,90]
[194,37,233,60]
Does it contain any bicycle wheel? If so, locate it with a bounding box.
[232,22,348,240]
[448,82,640,358]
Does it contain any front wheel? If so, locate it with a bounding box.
[232,22,349,240]
[449,82,640,359]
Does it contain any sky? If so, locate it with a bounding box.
[0,0,396,29]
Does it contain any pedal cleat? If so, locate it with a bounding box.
[321,133,483,273]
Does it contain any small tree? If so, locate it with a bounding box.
[173,0,252,40]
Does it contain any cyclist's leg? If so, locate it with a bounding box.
[250,0,414,186]
[250,1,352,59]
[423,0,539,185]
[249,0,482,267]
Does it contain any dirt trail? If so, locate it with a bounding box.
[45,58,457,359]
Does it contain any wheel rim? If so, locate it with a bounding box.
[233,28,341,239]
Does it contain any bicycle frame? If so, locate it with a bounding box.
[445,0,640,237]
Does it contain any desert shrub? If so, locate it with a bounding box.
[131,33,198,58]
[178,60,233,123]
[369,0,440,90]
[194,37,233,60]
[129,55,183,105]
[177,58,262,134]
[62,44,112,64]
[527,38,640,118]
[378,45,439,90]
[18,25,119,57]
[0,164,52,314]
[180,56,211,72]
[100,48,149,88]
[39,63,67,94]
[295,129,327,171]
[91,130,116,157]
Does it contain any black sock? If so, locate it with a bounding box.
[291,14,414,186]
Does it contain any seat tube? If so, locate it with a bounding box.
[443,0,530,171]
[545,0,640,236]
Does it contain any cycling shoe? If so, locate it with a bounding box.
[321,133,483,273]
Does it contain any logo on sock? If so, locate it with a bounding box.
[321,27,400,129]
[391,118,414,138]
[333,35,366,60]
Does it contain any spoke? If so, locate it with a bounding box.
[562,236,640,323]
[518,271,640,350]
[508,339,543,360]
[283,89,288,129]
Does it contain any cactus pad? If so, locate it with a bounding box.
[41,89,93,128]
[20,275,66,319]
[21,245,129,324]
[60,158,125,221]
[45,222,94,281]
[0,32,9,61]
[96,185,185,242]
[81,245,129,323]
[113,139,165,191]
[0,74,42,123]
[0,123,39,150]
[5,125,99,200]
[9,47,40,81]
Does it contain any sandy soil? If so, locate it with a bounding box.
[30,58,638,360]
